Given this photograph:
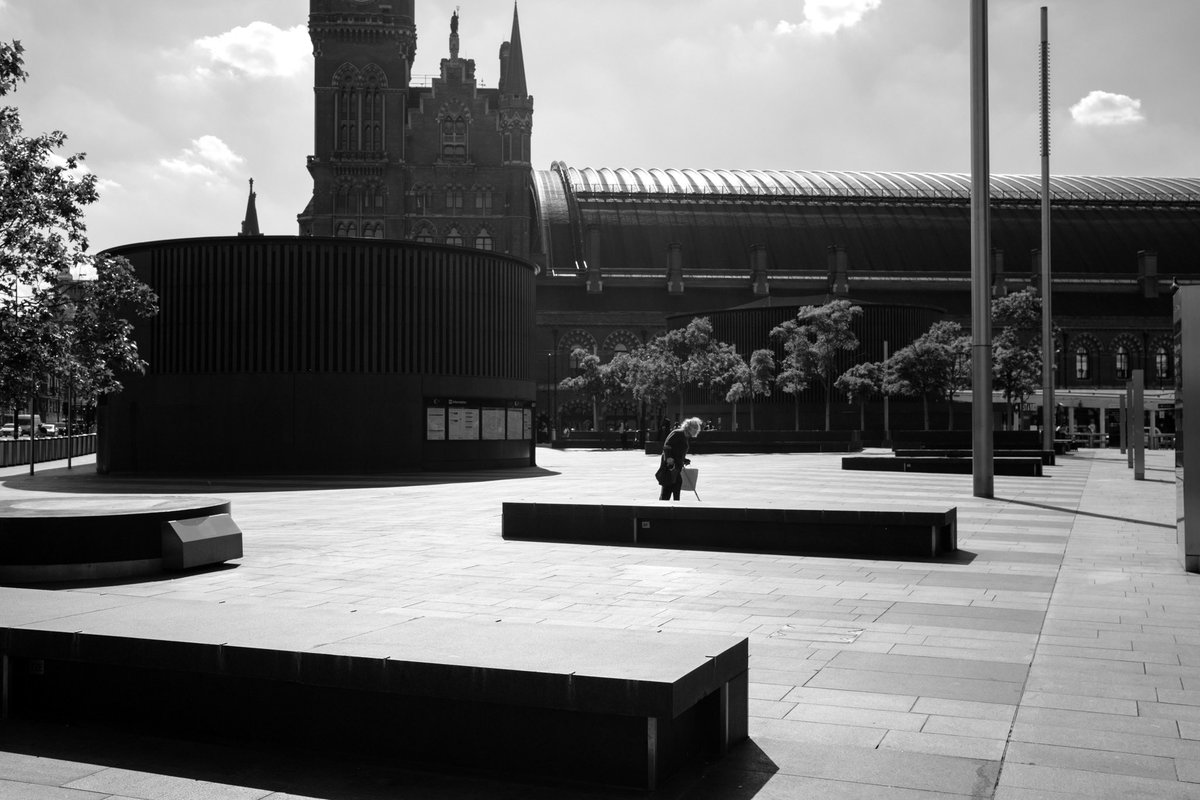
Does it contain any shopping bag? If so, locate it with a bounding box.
[680,466,700,500]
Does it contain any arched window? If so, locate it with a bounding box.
[441,116,468,160]
[411,185,430,214]
[414,225,434,243]
[474,187,493,214]
[1156,346,1170,380]
[474,227,493,251]
[445,226,463,247]
[361,65,387,154]
[1074,347,1090,380]
[333,64,360,152]
[445,187,463,215]
[1114,346,1129,380]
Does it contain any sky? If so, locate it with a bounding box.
[2,0,1198,253]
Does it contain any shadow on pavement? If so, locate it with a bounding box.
[0,719,779,800]
[2,464,561,495]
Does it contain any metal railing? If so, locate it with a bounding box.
[0,434,97,468]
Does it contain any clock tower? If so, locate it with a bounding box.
[299,2,536,261]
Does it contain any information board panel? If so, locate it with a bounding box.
[449,407,480,440]
[507,408,524,440]
[426,407,446,440]
[481,408,506,440]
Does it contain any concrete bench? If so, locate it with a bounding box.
[644,440,861,455]
[0,587,746,790]
[0,496,242,583]
[842,455,1044,477]
[503,501,957,559]
[893,448,1056,466]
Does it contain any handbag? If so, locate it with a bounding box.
[654,465,672,486]
[680,466,699,493]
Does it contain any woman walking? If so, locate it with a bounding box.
[657,417,702,501]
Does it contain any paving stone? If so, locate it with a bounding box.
[754,739,999,796]
[999,762,1200,800]
[1005,741,1178,780]
[880,729,1007,761]
[826,650,1029,682]
[807,667,1024,705]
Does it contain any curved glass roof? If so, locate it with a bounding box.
[555,166,1200,203]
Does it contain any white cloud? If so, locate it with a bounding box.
[194,22,309,79]
[158,135,243,182]
[1070,90,1145,126]
[777,0,883,36]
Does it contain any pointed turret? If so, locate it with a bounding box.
[239,178,262,237]
[500,3,528,100]
[498,3,533,165]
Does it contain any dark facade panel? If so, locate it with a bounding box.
[99,237,536,474]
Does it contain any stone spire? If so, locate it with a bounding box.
[449,7,460,60]
[239,178,261,237]
[500,3,528,99]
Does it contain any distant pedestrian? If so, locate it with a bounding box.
[656,416,702,501]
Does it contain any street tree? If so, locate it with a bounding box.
[609,317,742,421]
[991,288,1053,429]
[558,347,609,431]
[771,300,862,431]
[884,321,970,431]
[834,360,883,431]
[0,40,157,431]
[728,348,775,431]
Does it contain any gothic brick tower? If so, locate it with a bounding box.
[299,1,536,260]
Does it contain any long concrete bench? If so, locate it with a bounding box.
[644,440,862,455]
[842,455,1044,476]
[0,496,241,583]
[0,587,746,790]
[503,501,957,558]
[893,448,1056,466]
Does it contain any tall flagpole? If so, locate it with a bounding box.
[971,0,994,498]
[1039,7,1055,454]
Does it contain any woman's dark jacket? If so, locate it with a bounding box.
[658,428,690,485]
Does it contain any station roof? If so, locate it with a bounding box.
[532,164,1200,279]
[548,165,1200,204]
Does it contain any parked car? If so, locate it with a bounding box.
[0,423,13,439]
[39,423,57,436]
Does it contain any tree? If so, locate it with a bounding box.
[991,288,1052,430]
[834,360,882,431]
[0,40,157,431]
[883,321,970,431]
[771,300,862,431]
[610,317,742,421]
[694,340,746,417]
[992,328,1041,430]
[557,347,608,431]
[728,348,775,431]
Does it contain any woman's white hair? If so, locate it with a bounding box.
[682,416,703,434]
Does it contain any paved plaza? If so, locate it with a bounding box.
[0,443,1195,799]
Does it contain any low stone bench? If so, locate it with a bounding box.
[842,455,1044,477]
[0,496,242,583]
[644,440,861,455]
[503,501,957,558]
[893,448,1056,466]
[0,587,746,790]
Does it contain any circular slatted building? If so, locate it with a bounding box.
[99,236,537,474]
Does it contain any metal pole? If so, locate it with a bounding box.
[1039,7,1055,456]
[970,0,994,498]
[67,380,73,469]
[883,340,891,444]
[1132,369,1145,480]
[28,376,35,477]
